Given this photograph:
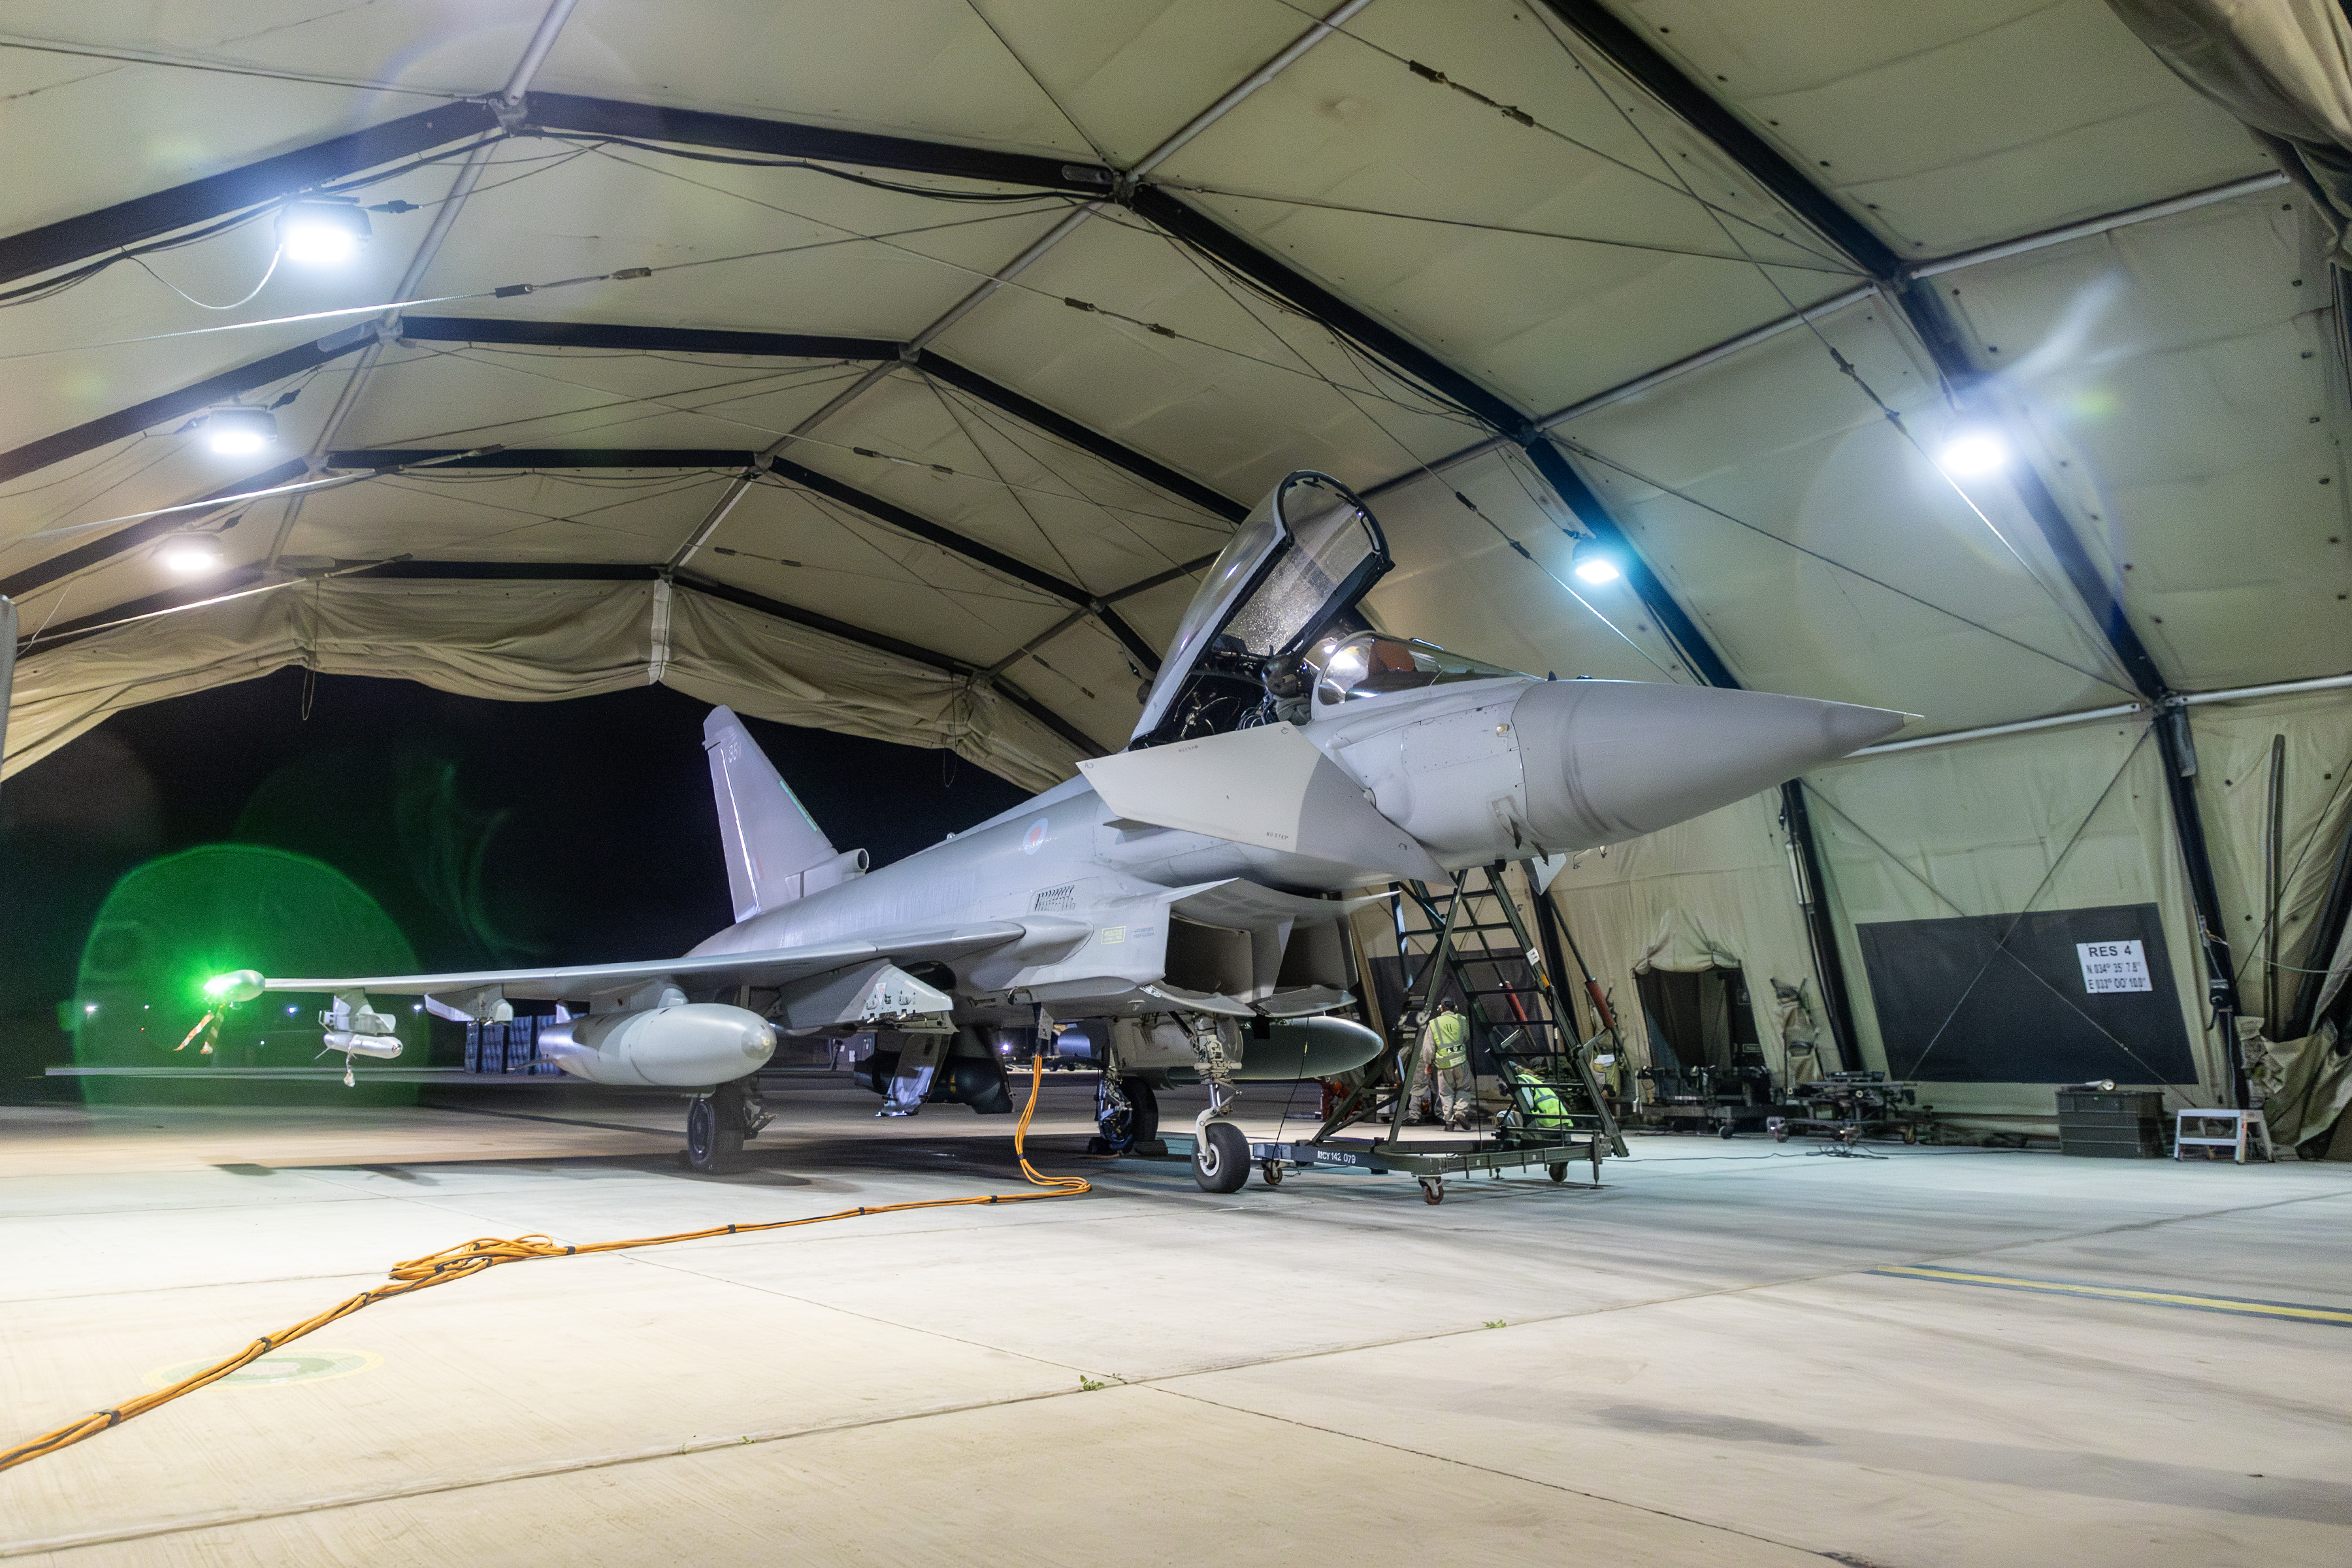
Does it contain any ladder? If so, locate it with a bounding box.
[1320,862,1627,1157]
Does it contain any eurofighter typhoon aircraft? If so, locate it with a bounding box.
[209,472,1904,1188]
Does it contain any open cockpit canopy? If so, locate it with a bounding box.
[1129,470,1394,745]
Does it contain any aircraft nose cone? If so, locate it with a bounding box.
[1509,679,1908,847]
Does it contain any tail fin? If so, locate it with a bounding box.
[702,707,843,922]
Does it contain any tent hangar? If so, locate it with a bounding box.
[7,0,2352,1147]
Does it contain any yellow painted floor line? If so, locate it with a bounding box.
[1869,1264,2352,1326]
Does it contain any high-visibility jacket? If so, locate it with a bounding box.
[1511,1070,1571,1126]
[1424,1011,1469,1070]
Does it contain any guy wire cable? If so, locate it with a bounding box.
[0,1050,1087,1474]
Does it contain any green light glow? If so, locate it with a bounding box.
[73,845,416,1100]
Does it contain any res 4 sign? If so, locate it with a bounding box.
[2076,939,2152,994]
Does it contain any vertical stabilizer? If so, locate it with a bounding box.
[702,707,839,921]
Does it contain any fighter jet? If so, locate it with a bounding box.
[206,472,1904,1189]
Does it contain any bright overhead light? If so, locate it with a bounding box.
[1937,431,2009,478]
[1571,535,1622,585]
[276,200,370,265]
[204,405,277,456]
[159,534,227,575]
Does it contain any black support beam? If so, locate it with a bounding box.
[0,333,371,486]
[1532,2,1899,276]
[0,460,308,604]
[396,316,893,362]
[916,355,1247,523]
[0,103,497,289]
[329,448,756,470]
[521,93,1112,195]
[395,316,1243,527]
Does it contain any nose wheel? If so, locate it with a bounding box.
[1192,1120,1249,1193]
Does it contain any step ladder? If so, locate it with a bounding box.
[1320,862,1627,1158]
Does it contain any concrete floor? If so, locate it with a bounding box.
[3,1073,2349,1566]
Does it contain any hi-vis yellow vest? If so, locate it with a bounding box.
[1428,1011,1468,1069]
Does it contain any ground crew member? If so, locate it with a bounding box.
[1422,999,1471,1131]
[1507,1062,1571,1130]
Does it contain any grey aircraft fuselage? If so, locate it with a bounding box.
[687,670,1899,1028]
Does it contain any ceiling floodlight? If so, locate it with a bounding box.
[1571,536,1623,585]
[204,405,277,456]
[1936,430,2009,478]
[159,534,227,575]
[276,199,371,265]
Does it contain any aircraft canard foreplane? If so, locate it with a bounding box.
[214,472,1906,1188]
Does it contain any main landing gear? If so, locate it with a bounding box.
[1092,1074,1161,1154]
[685,1074,770,1173]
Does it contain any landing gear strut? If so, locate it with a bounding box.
[685,1073,770,1173]
[1184,1019,1249,1194]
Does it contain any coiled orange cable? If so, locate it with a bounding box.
[1,1054,1087,1473]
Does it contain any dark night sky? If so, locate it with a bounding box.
[0,670,1032,1076]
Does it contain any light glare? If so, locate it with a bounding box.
[276,201,370,266]
[160,536,226,576]
[1570,536,1623,585]
[1938,431,2009,478]
[205,406,276,456]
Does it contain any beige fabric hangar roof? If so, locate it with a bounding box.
[0,0,2332,792]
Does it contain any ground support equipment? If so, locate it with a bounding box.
[1158,1129,1605,1203]
[1768,1072,1932,1145]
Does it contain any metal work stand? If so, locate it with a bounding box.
[1154,862,1624,1204]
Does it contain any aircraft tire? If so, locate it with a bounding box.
[1193,1120,1249,1193]
[685,1096,743,1173]
[1124,1077,1160,1143]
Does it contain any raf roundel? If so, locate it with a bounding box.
[1022,818,1050,855]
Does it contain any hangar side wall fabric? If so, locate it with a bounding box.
[1546,790,1824,1083]
[1805,720,2217,1124]
[2181,689,2352,1029]
[2,580,1083,794]
[2106,0,2352,260]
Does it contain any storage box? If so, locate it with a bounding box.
[2056,1089,2166,1157]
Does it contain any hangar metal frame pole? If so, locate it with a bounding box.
[1532,0,2247,1104]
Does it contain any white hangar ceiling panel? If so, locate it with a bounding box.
[905,0,1328,170]
[1362,448,1695,687]
[321,340,874,454]
[1554,295,2134,728]
[693,478,1071,667]
[1940,192,2352,691]
[1607,0,2270,255]
[930,209,1491,504]
[530,0,1098,157]
[785,367,1235,598]
[274,468,732,565]
[0,4,525,235]
[406,143,1088,342]
[1148,0,1862,416]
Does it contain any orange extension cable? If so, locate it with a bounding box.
[0,1054,1088,1473]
